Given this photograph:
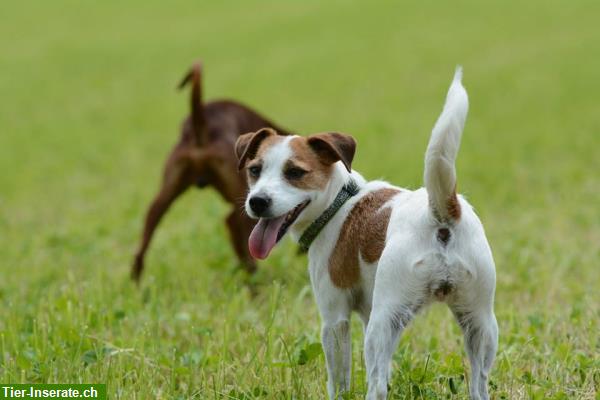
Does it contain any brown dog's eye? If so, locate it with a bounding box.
[248,165,262,178]
[285,167,307,180]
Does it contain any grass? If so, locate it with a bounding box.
[1,1,599,399]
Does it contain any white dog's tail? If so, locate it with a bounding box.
[424,67,468,223]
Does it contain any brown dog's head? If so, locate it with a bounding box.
[235,128,356,259]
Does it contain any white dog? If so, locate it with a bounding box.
[236,68,497,400]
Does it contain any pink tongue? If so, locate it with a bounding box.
[248,216,287,259]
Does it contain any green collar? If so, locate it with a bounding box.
[298,179,360,253]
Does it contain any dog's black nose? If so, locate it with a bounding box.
[249,196,271,216]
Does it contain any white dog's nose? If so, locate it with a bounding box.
[249,195,271,216]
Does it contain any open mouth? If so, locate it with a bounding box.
[248,200,310,260]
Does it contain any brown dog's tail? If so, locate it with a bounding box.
[178,62,206,144]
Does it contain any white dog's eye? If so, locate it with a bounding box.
[284,167,307,180]
[248,165,262,178]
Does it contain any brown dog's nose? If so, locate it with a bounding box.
[249,196,271,216]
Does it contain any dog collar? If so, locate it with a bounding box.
[298,179,360,253]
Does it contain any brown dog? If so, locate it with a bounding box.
[132,62,292,282]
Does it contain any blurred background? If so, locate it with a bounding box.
[1,1,598,399]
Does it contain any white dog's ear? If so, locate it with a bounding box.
[307,132,356,172]
[236,127,278,170]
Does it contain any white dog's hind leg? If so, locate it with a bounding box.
[364,300,422,400]
[451,305,498,400]
[364,244,427,400]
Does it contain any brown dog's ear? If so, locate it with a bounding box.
[307,132,356,172]
[236,128,278,170]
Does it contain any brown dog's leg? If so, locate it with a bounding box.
[226,210,257,273]
[132,157,194,282]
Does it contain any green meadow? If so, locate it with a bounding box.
[0,1,598,399]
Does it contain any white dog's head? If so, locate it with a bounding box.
[236,128,355,259]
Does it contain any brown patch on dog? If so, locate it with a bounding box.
[285,137,334,190]
[328,188,400,288]
[446,186,461,220]
[361,205,393,264]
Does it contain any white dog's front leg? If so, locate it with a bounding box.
[322,318,351,399]
[310,259,353,399]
